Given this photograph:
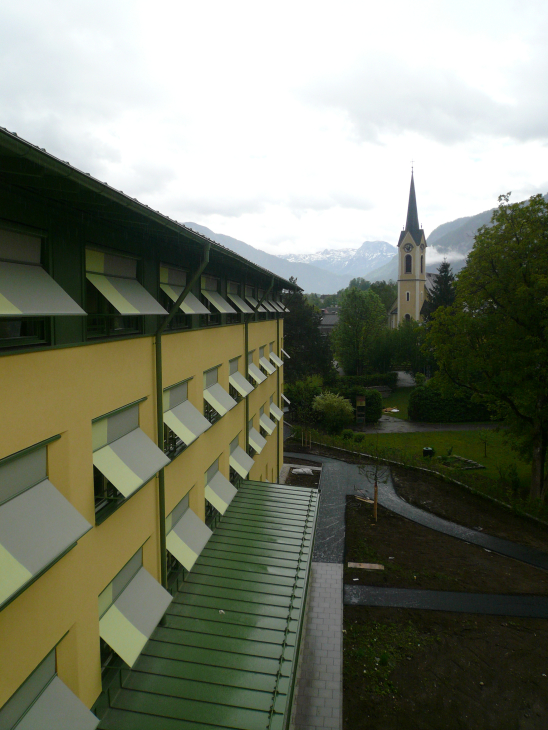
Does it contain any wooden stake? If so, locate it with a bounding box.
[373,479,378,522]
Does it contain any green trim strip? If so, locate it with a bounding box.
[91,397,147,424]
[0,435,60,468]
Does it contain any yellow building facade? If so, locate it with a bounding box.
[0,128,296,725]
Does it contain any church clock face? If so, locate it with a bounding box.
[403,243,413,252]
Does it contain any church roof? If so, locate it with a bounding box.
[397,171,425,247]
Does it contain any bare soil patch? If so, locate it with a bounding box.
[345,497,548,594]
[391,466,548,552]
[344,606,548,730]
[283,457,321,489]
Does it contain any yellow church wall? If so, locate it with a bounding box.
[0,316,284,710]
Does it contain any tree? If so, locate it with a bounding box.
[422,259,456,321]
[331,288,387,375]
[312,391,354,433]
[427,193,548,500]
[282,281,337,384]
[369,280,398,312]
[305,292,322,308]
[349,277,371,291]
[285,375,323,425]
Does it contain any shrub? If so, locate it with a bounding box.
[408,385,491,423]
[341,429,355,440]
[363,389,383,423]
[354,433,365,443]
[312,392,354,434]
[285,376,323,425]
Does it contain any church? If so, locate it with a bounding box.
[389,173,437,327]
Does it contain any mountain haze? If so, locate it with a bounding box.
[278,240,396,278]
[184,223,352,292]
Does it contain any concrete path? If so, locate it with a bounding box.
[344,586,548,618]
[291,563,343,730]
[395,370,415,387]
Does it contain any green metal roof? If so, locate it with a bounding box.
[96,481,319,730]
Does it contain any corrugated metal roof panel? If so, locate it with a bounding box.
[97,481,319,730]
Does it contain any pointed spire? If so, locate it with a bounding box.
[405,172,420,232]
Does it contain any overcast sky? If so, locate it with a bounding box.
[2,0,548,255]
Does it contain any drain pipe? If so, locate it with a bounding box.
[155,242,210,588]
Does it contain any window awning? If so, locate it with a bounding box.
[0,446,92,608]
[248,363,266,384]
[227,293,254,313]
[269,403,284,421]
[203,383,237,416]
[245,295,266,312]
[229,446,255,478]
[164,400,211,446]
[92,405,170,499]
[249,427,267,454]
[201,290,237,314]
[229,371,254,397]
[281,393,291,404]
[167,508,212,572]
[205,471,237,514]
[281,348,291,359]
[261,299,276,313]
[260,413,276,435]
[0,262,86,317]
[269,300,285,312]
[160,266,210,314]
[99,567,172,667]
[1,651,99,730]
[269,351,284,367]
[259,356,276,375]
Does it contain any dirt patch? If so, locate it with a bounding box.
[345,497,548,594]
[391,466,548,552]
[283,457,322,489]
[344,606,548,730]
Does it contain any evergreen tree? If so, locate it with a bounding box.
[422,259,455,320]
[282,280,337,384]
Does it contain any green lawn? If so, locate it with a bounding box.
[381,387,414,420]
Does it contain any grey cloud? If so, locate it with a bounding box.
[302,55,548,145]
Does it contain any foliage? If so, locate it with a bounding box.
[284,375,323,425]
[422,259,456,321]
[304,292,322,308]
[340,372,399,389]
[349,277,371,291]
[282,282,337,384]
[427,193,548,500]
[363,389,383,423]
[331,288,387,375]
[312,392,354,433]
[408,384,491,423]
[370,280,398,311]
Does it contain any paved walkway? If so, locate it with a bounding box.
[291,563,343,730]
[344,586,548,618]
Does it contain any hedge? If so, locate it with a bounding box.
[408,385,492,423]
[340,372,398,389]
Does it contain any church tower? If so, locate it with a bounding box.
[396,172,427,325]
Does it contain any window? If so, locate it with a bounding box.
[166,490,212,575]
[227,281,254,316]
[269,342,284,367]
[245,285,266,315]
[406,292,410,302]
[0,650,99,728]
[98,548,172,668]
[421,255,424,274]
[405,314,411,321]
[405,254,412,274]
[259,345,276,375]
[229,356,253,400]
[257,289,268,320]
[260,405,276,436]
[0,441,91,609]
[204,458,237,520]
[85,248,167,339]
[0,227,84,350]
[159,265,191,330]
[229,434,254,480]
[200,275,221,325]
[92,402,169,522]
[163,379,211,457]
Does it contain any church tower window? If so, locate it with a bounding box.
[421,255,424,273]
[405,254,412,274]
[406,292,410,302]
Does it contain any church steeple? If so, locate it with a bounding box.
[405,172,420,232]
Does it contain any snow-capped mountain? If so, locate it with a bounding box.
[278,240,397,278]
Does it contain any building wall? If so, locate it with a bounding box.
[0,318,285,709]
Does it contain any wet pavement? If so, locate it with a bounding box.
[360,416,498,434]
[344,586,548,618]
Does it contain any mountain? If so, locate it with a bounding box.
[183,222,352,293]
[278,240,397,278]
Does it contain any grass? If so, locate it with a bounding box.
[381,387,414,420]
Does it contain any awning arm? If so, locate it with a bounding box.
[155,242,210,589]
